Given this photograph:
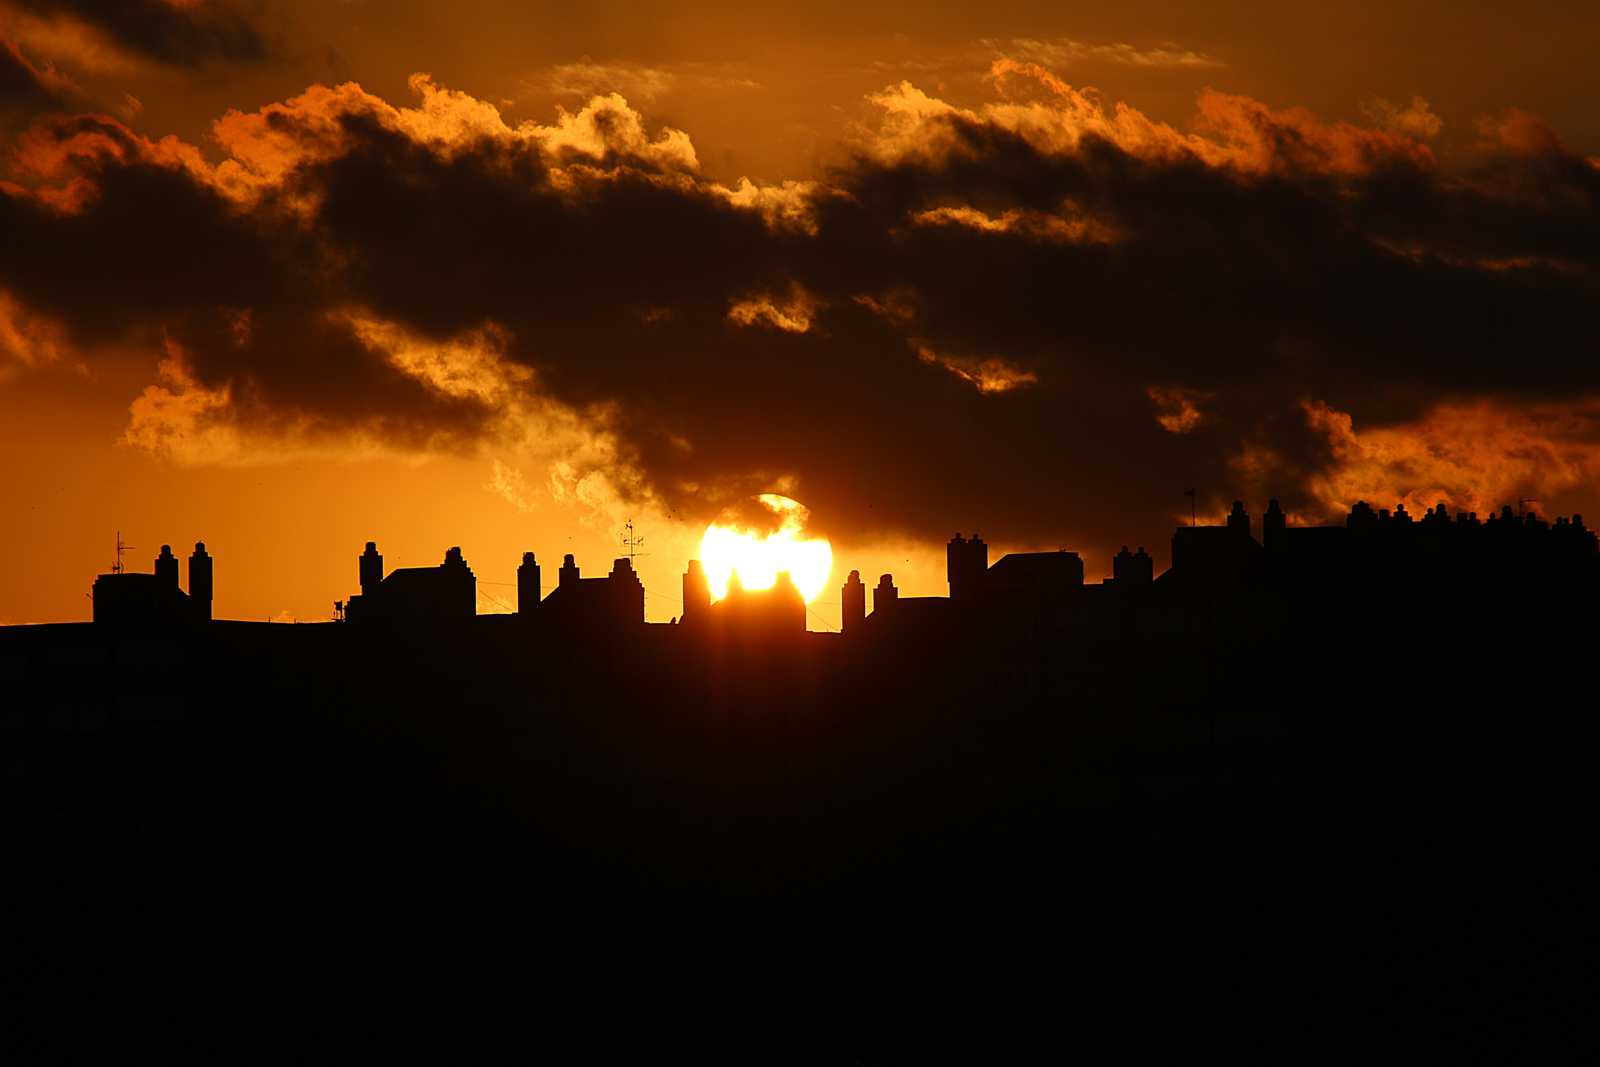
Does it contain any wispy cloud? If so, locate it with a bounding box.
[522,59,760,104]
[990,36,1224,71]
[487,459,536,513]
[1361,95,1443,140]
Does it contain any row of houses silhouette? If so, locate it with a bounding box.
[86,498,1600,633]
[318,495,1600,630]
[89,543,213,626]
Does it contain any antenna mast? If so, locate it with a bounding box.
[113,530,134,574]
[621,519,647,563]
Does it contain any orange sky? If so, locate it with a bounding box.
[3,1,1598,625]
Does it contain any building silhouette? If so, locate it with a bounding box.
[1111,546,1154,586]
[92,541,213,627]
[26,492,1600,1066]
[872,573,898,616]
[946,533,988,601]
[539,554,644,630]
[984,550,1084,594]
[1169,501,1263,589]
[346,544,476,623]
[76,495,1600,641]
[697,570,806,636]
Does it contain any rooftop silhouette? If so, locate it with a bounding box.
[63,497,1600,643]
[7,494,1594,1060]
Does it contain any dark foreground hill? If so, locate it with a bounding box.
[4,588,1591,1060]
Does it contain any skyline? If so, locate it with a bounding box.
[4,1,1600,626]
[51,491,1590,631]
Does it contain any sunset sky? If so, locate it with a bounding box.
[3,1,1599,626]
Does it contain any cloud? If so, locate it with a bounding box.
[121,339,245,464]
[915,345,1038,395]
[487,459,536,513]
[728,285,819,333]
[0,288,65,365]
[528,61,678,103]
[523,58,762,104]
[0,34,78,114]
[993,36,1224,71]
[6,0,266,69]
[1361,95,1443,140]
[2,68,1599,564]
[1149,386,1212,434]
[1238,399,1600,521]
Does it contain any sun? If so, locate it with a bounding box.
[699,494,833,604]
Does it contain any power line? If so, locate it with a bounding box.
[476,588,515,613]
[805,604,839,632]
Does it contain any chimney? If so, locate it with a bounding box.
[517,551,541,614]
[841,570,866,633]
[359,541,383,598]
[1227,500,1251,538]
[682,560,710,622]
[1263,499,1286,551]
[188,541,213,622]
[873,573,898,615]
[155,544,179,589]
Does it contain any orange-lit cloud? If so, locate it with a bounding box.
[3,60,1598,569]
[3,0,264,71]
[728,285,819,333]
[1149,385,1212,434]
[486,459,536,514]
[868,61,1436,179]
[3,9,139,75]
[910,204,1119,245]
[915,344,1038,395]
[121,339,243,464]
[1241,399,1600,520]
[0,34,80,107]
[992,36,1224,71]
[0,289,65,366]
[523,59,761,104]
[1361,95,1443,140]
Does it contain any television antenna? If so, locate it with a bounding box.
[621,519,647,563]
[112,530,135,574]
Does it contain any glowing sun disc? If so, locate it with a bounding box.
[698,494,833,603]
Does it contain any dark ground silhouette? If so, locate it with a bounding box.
[5,502,1594,1059]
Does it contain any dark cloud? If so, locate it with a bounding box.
[0,37,76,114]
[15,0,266,67]
[2,74,1598,560]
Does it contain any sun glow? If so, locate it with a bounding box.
[699,494,833,603]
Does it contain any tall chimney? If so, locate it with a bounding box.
[188,542,213,623]
[842,570,865,633]
[517,551,541,614]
